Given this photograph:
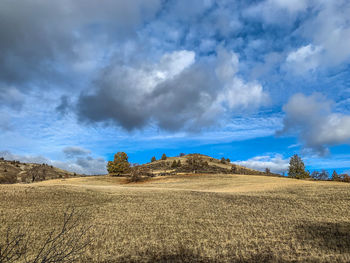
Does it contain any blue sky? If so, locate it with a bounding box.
[1,0,350,175]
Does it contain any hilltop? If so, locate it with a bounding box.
[0,158,80,184]
[142,153,280,176]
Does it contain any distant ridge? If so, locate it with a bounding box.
[0,158,81,184]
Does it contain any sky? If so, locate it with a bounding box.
[1,0,350,175]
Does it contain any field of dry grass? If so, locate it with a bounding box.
[1,174,350,262]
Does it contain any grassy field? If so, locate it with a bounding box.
[1,174,350,262]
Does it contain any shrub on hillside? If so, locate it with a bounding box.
[129,166,153,182]
[161,154,167,160]
[151,156,156,162]
[171,160,178,168]
[0,173,17,184]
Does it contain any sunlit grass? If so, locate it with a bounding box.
[1,174,350,262]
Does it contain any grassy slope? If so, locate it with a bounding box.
[1,174,350,262]
[0,159,79,183]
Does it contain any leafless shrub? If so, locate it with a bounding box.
[129,166,153,182]
[0,207,91,263]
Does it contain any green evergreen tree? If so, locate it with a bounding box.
[221,157,226,164]
[161,153,167,160]
[151,156,156,162]
[288,154,309,179]
[171,160,177,168]
[107,152,130,176]
[177,160,181,167]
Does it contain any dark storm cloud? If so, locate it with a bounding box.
[0,86,24,110]
[0,0,161,86]
[77,48,268,131]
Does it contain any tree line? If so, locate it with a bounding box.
[287,154,350,182]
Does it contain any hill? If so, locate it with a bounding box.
[0,158,81,184]
[143,153,280,176]
[0,175,349,262]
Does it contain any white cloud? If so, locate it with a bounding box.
[285,44,323,74]
[235,154,289,174]
[158,50,195,79]
[219,78,268,110]
[244,0,310,25]
[278,93,350,155]
[269,0,309,13]
[214,47,269,111]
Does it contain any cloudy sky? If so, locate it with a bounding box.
[1,0,350,174]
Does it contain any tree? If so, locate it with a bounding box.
[288,154,309,179]
[265,168,271,175]
[151,156,156,162]
[171,160,178,168]
[161,153,167,160]
[107,152,130,176]
[220,157,226,164]
[226,158,231,163]
[332,170,341,181]
[177,160,181,167]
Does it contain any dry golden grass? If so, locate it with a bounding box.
[1,174,350,262]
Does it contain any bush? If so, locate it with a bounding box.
[186,156,208,173]
[129,166,153,182]
[220,157,226,164]
[332,170,342,181]
[161,154,167,160]
[0,174,17,184]
[151,156,156,162]
[226,158,230,163]
[107,152,130,176]
[343,174,350,183]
